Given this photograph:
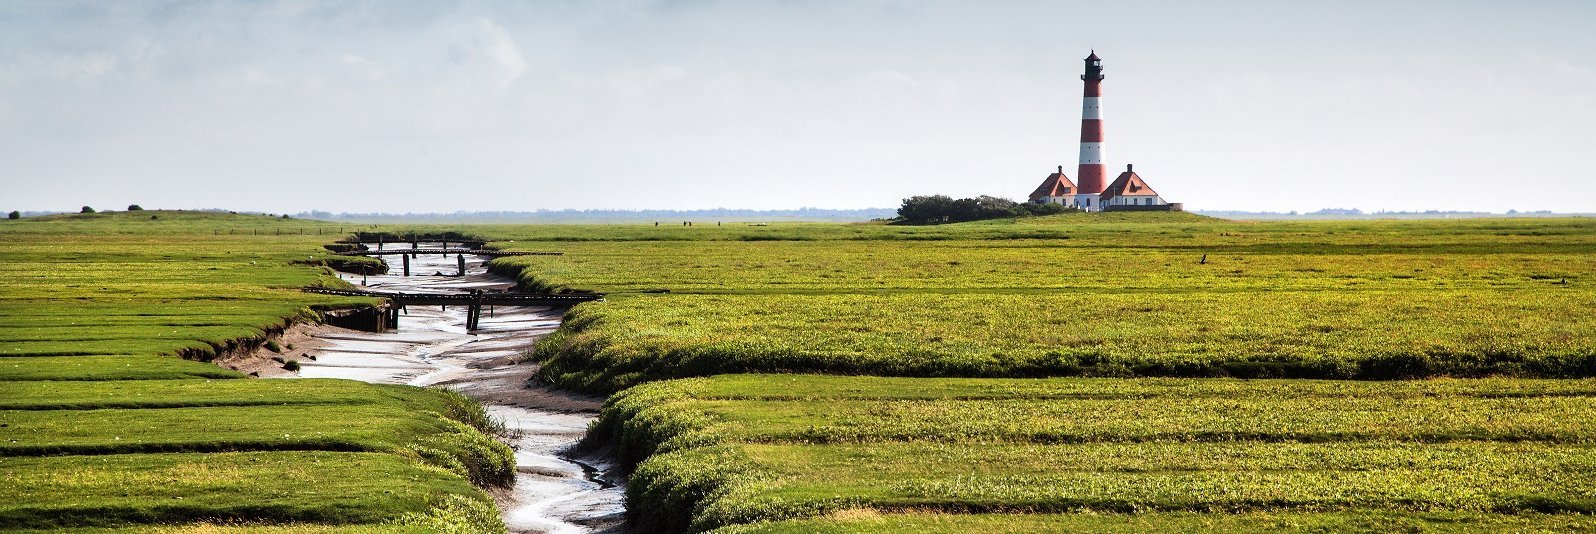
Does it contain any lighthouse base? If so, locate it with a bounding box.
[1073,193,1102,212]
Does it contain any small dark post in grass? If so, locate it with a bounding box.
[1200,254,1208,265]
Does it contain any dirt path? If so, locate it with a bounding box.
[280,247,625,533]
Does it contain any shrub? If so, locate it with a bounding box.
[282,359,300,371]
[6,211,18,220]
[1022,201,1075,215]
[896,195,1053,224]
[80,206,95,214]
[264,340,282,353]
[127,204,143,211]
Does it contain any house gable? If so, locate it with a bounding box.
[1028,166,1078,202]
[1099,164,1160,202]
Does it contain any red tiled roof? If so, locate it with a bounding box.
[1029,166,1077,201]
[1099,164,1159,201]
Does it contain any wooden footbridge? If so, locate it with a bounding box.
[339,247,561,277]
[339,249,563,257]
[304,287,601,331]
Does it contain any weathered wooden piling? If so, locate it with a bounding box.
[402,254,410,276]
[465,289,485,332]
[456,254,466,276]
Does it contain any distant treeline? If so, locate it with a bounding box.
[1198,209,1574,220]
[292,208,897,222]
[896,195,1074,224]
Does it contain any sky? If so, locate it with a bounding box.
[2,0,1594,214]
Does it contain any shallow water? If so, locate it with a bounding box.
[288,247,625,533]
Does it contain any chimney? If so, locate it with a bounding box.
[1057,165,1063,174]
[1127,164,1133,173]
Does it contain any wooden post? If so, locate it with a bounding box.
[466,290,484,332]
[377,235,384,250]
[457,254,466,277]
[402,254,410,276]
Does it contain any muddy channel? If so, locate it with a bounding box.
[283,248,625,533]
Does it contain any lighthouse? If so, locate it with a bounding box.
[1027,51,1180,212]
[1074,50,1107,210]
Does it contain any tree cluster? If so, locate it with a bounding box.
[896,195,1073,224]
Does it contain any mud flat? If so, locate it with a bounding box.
[286,248,624,533]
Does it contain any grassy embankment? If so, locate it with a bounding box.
[0,211,512,532]
[467,213,1596,531]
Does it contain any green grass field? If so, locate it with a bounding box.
[463,214,1596,531]
[9,210,1596,532]
[467,215,1596,392]
[0,211,509,532]
[594,375,1596,532]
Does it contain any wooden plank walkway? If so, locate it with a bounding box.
[338,249,563,257]
[303,287,600,331]
[304,287,598,306]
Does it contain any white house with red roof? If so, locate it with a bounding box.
[1028,165,1080,206]
[1098,164,1167,208]
[1028,163,1171,210]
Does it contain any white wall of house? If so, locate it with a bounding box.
[1103,194,1165,206]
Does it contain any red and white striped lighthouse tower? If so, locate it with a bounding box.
[1074,50,1107,210]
